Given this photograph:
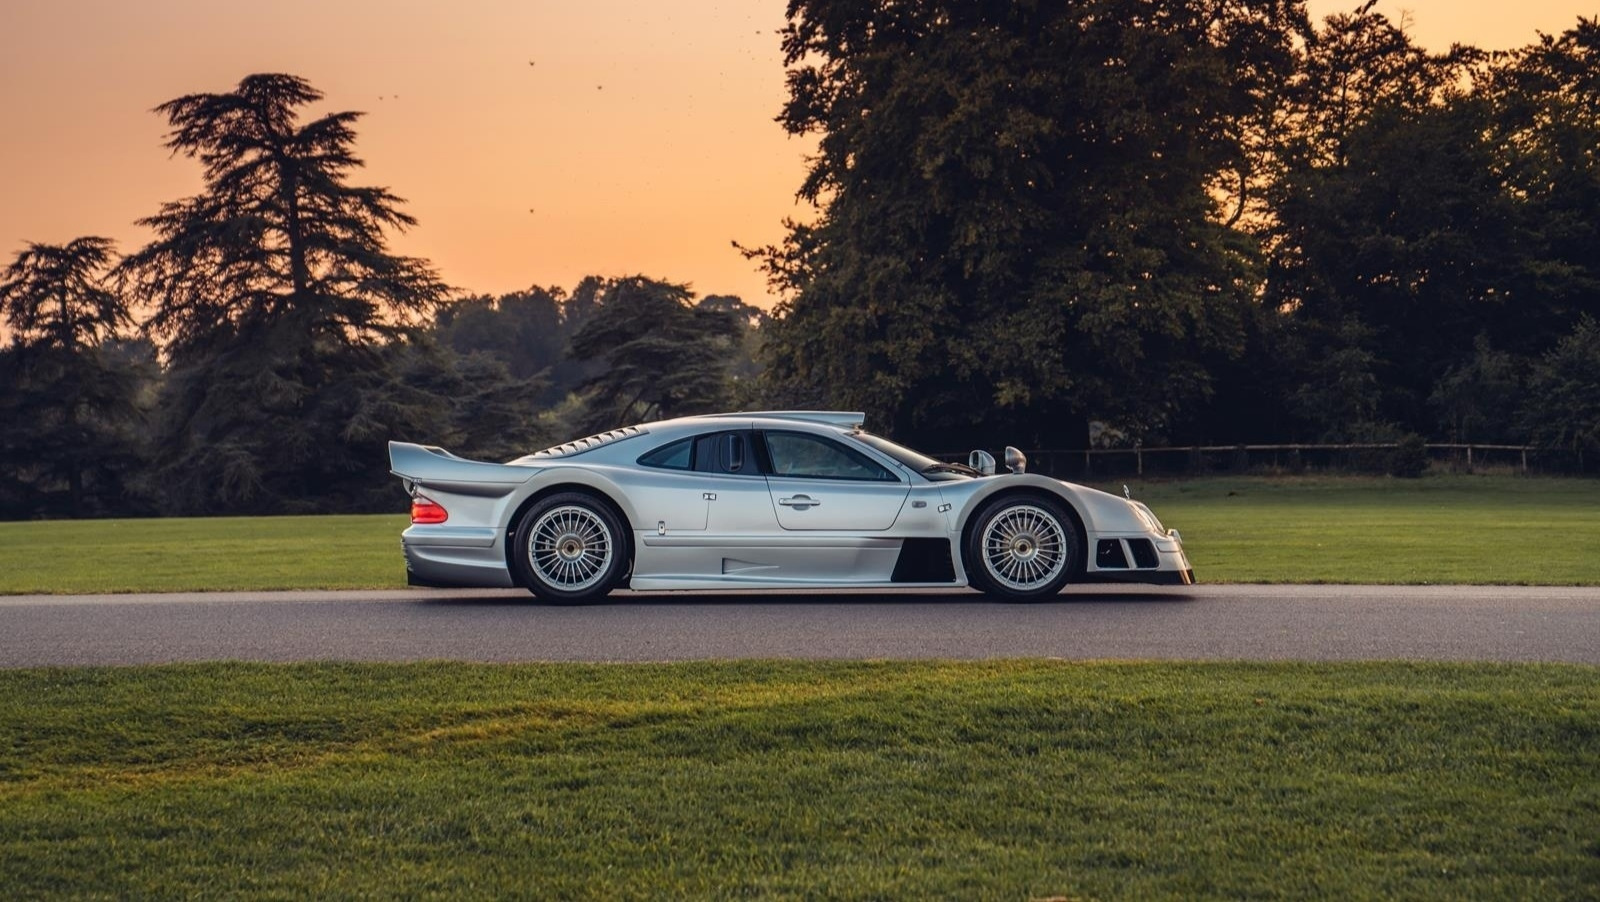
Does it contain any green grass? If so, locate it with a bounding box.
[0,661,1595,899]
[1109,474,1600,585]
[0,513,409,594]
[0,474,1596,593]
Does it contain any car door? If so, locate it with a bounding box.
[761,430,910,530]
[693,430,782,537]
[631,430,784,581]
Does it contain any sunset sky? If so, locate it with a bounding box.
[2,1,1595,309]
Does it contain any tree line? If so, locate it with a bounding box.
[748,1,1600,457]
[4,3,1600,518]
[0,75,764,518]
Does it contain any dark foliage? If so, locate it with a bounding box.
[1523,316,1600,466]
[14,15,1600,519]
[120,74,453,513]
[749,0,1307,449]
[0,239,152,518]
[566,276,746,433]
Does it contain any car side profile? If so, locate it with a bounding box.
[387,411,1193,602]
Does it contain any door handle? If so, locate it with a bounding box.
[778,495,820,510]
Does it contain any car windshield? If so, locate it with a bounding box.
[848,431,978,480]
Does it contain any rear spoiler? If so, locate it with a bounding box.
[388,441,536,497]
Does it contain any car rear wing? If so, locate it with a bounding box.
[388,441,536,498]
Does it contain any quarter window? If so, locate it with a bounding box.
[765,431,898,482]
[637,437,693,470]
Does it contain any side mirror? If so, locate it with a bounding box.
[1004,446,1027,474]
[968,449,996,476]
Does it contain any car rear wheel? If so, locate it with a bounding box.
[965,496,1080,601]
[511,492,629,603]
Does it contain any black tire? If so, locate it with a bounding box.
[510,492,630,603]
[964,494,1081,601]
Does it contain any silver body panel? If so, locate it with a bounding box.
[388,412,1193,593]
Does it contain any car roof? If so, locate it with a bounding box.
[694,410,864,429]
[517,411,866,463]
[643,410,865,434]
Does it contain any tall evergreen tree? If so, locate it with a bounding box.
[0,238,150,517]
[121,74,452,512]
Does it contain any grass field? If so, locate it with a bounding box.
[0,474,1595,593]
[0,660,1595,899]
[0,512,408,594]
[1109,474,1600,586]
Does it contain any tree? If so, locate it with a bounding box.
[747,0,1307,448]
[1487,19,1600,335]
[0,238,150,517]
[1259,4,1532,438]
[120,74,452,513]
[387,337,552,463]
[1429,334,1524,444]
[565,276,742,433]
[1524,316,1600,469]
[436,285,567,385]
[697,293,769,407]
[1286,318,1384,441]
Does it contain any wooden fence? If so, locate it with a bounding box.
[936,443,1584,478]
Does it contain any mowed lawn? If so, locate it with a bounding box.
[0,475,1596,593]
[1114,474,1600,585]
[1,661,1596,900]
[0,512,409,594]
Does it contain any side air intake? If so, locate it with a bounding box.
[1127,538,1159,569]
[1096,539,1130,569]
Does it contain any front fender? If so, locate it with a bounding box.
[951,475,1148,536]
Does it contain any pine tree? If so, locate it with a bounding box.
[0,238,151,517]
[121,74,453,512]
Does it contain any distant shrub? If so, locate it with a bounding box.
[1390,433,1428,478]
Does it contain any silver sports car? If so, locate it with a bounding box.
[387,411,1193,602]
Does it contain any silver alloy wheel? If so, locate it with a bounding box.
[528,504,614,592]
[981,503,1068,591]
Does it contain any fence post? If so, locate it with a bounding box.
[1467,445,1474,471]
[1136,442,1144,477]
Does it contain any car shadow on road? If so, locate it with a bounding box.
[415,589,1198,608]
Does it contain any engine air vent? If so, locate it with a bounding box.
[528,425,648,459]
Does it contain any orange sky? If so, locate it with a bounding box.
[1,1,1595,310]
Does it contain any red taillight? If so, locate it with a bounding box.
[410,496,448,524]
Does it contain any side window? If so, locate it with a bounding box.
[637,437,693,470]
[692,431,754,475]
[765,431,898,482]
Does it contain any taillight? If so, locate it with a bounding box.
[410,496,448,524]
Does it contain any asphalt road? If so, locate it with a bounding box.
[2,584,1597,667]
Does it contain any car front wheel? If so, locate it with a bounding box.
[511,492,629,603]
[965,496,1080,601]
